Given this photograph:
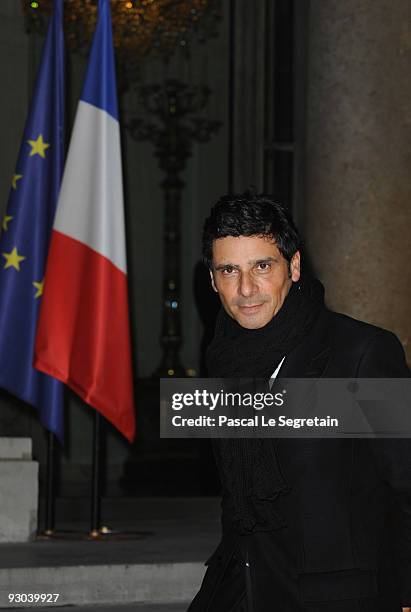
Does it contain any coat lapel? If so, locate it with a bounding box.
[268,309,332,425]
[276,307,331,379]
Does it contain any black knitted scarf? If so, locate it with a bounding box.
[206,275,325,534]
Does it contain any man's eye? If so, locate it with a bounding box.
[222,267,235,275]
[257,263,270,271]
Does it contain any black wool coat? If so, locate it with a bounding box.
[188,308,411,612]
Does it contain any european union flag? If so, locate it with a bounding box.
[0,0,65,442]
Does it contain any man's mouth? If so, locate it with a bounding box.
[238,303,263,313]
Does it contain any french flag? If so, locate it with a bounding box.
[34,0,135,442]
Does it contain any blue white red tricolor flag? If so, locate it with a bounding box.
[0,0,65,441]
[34,0,136,442]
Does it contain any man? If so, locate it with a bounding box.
[188,192,411,612]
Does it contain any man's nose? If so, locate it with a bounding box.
[238,272,258,297]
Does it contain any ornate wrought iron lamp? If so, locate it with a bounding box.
[128,80,220,376]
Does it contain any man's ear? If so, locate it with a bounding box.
[290,251,301,282]
[209,269,218,292]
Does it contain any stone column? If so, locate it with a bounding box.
[305,0,411,361]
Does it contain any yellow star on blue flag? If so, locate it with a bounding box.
[2,246,26,271]
[2,215,13,231]
[12,174,23,190]
[33,279,44,298]
[27,134,50,158]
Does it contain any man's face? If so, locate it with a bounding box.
[210,235,301,329]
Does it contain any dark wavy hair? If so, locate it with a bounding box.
[202,191,303,269]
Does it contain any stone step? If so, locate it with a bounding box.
[0,561,200,609]
[0,499,220,609]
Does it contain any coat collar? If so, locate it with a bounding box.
[276,307,332,379]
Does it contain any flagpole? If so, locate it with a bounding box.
[90,411,102,537]
[44,431,56,535]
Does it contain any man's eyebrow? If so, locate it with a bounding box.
[213,256,277,270]
[213,262,240,271]
[251,256,277,265]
